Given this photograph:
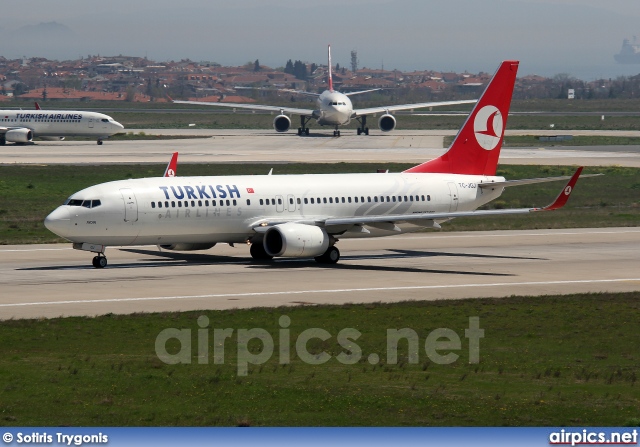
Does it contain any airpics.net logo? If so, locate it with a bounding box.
[155,315,484,376]
[474,105,503,151]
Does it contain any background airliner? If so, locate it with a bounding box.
[0,107,123,145]
[44,60,596,269]
[175,46,477,136]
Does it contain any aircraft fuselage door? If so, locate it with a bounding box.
[447,182,459,212]
[287,195,296,212]
[275,195,284,213]
[88,118,94,128]
[120,188,138,222]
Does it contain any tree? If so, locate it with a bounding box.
[254,59,261,72]
[284,59,294,75]
[335,63,340,72]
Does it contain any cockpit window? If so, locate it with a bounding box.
[101,118,109,122]
[64,198,101,208]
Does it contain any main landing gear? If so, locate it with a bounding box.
[249,241,340,264]
[97,139,103,145]
[315,246,340,264]
[92,254,108,268]
[355,116,369,136]
[297,116,312,136]
[250,242,273,260]
[333,126,341,137]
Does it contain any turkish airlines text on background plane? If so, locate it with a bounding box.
[174,45,477,137]
[0,107,124,145]
[44,60,599,269]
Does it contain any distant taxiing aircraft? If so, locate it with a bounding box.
[45,61,598,269]
[0,105,123,145]
[174,45,477,137]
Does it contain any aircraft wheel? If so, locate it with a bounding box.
[315,246,340,264]
[0,137,6,146]
[357,128,362,135]
[92,256,107,268]
[305,128,309,136]
[297,127,302,136]
[97,140,103,145]
[365,128,369,135]
[250,242,273,260]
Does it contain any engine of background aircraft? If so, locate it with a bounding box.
[378,114,397,132]
[273,115,291,132]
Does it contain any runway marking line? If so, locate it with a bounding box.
[1,278,639,308]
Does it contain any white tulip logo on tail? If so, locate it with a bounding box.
[474,105,503,151]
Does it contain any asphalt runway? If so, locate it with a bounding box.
[2,129,640,167]
[1,228,639,320]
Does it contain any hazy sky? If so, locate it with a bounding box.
[3,0,640,80]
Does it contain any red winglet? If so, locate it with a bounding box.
[164,152,178,177]
[34,102,41,110]
[538,167,583,211]
[327,44,333,92]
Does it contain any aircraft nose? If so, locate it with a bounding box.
[114,120,124,130]
[44,207,71,238]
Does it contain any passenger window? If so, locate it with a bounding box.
[329,197,333,203]
[233,200,237,206]
[172,201,176,208]
[367,197,371,202]
[205,200,209,206]
[247,199,251,206]
[427,195,431,201]
[374,197,378,202]
[310,198,315,204]
[304,198,308,204]
[297,198,301,204]
[212,200,217,206]
[380,196,384,202]
[278,198,282,205]
[165,201,169,208]
[178,202,182,208]
[348,197,352,203]
[198,200,202,207]
[151,202,156,209]
[158,202,163,208]
[289,198,293,204]
[191,200,195,207]
[341,197,345,203]
[392,197,396,202]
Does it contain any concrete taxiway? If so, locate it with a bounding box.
[2,129,640,167]
[1,227,639,320]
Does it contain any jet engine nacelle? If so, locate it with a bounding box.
[39,136,65,141]
[378,114,397,132]
[5,128,34,143]
[273,114,291,133]
[159,243,216,251]
[263,223,329,257]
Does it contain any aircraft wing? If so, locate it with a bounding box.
[252,167,584,234]
[478,172,602,189]
[173,100,315,116]
[344,88,382,97]
[353,99,477,116]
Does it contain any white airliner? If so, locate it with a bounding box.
[0,106,124,145]
[44,60,595,269]
[174,45,477,136]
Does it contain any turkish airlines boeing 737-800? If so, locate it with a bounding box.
[44,60,595,268]
[175,46,477,136]
[0,107,124,145]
